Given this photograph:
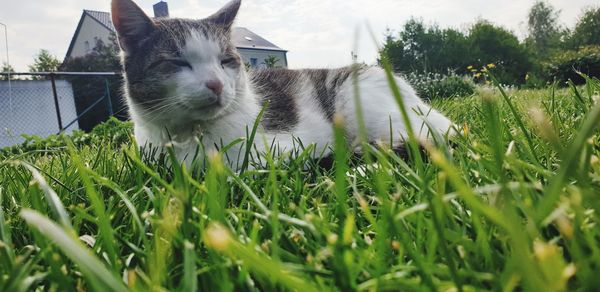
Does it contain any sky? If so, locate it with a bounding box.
[0,0,598,72]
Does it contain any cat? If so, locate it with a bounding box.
[111,0,455,168]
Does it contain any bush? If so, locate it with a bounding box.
[544,45,600,84]
[404,72,476,100]
[0,117,132,156]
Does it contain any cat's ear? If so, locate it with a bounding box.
[206,0,241,30]
[111,0,157,52]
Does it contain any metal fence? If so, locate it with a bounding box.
[0,72,126,148]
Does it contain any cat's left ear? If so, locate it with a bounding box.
[206,0,241,30]
[112,0,157,52]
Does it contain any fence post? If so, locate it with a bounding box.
[104,78,113,117]
[50,73,64,131]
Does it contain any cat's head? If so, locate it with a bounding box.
[112,0,244,123]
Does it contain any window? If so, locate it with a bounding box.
[250,58,258,68]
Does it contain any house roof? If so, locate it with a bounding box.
[65,10,285,60]
[64,10,115,60]
[84,10,115,31]
[232,27,286,52]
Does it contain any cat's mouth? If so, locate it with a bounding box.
[186,94,221,110]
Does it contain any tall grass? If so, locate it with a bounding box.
[1,71,599,291]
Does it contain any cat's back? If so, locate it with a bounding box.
[247,65,453,141]
[248,66,365,131]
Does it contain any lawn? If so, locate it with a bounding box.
[1,75,600,291]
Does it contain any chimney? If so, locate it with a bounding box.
[153,1,169,18]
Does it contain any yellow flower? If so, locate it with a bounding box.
[481,67,488,72]
[467,65,474,70]
[470,69,478,72]
[525,74,530,81]
[487,63,496,69]
[474,73,482,78]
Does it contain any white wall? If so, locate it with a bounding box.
[69,15,113,58]
[0,80,79,148]
[238,49,287,69]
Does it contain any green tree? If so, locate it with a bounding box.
[28,49,61,79]
[526,1,563,57]
[61,36,125,131]
[568,7,600,48]
[1,62,15,81]
[381,29,405,72]
[263,55,280,68]
[468,21,532,85]
[381,18,470,75]
[381,18,539,85]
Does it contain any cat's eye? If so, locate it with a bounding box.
[148,58,192,70]
[220,57,237,68]
[168,59,192,69]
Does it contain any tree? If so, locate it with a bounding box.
[263,55,280,68]
[526,1,563,57]
[61,36,126,131]
[382,18,533,85]
[568,7,600,48]
[468,21,532,85]
[381,33,406,72]
[381,18,470,75]
[28,49,61,79]
[1,62,15,81]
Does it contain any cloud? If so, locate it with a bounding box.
[0,0,597,71]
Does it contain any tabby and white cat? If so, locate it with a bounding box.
[111,0,454,167]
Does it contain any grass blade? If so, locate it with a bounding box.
[20,209,128,292]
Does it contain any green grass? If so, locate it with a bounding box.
[1,73,600,291]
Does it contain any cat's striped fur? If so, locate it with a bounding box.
[112,0,455,168]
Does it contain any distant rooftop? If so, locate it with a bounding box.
[83,10,115,31]
[232,27,286,52]
[82,10,285,52]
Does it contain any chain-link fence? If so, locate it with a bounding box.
[0,72,127,148]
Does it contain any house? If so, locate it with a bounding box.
[64,2,288,68]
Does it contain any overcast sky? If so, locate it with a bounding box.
[0,0,598,71]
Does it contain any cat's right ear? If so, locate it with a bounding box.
[206,0,241,30]
[111,0,156,52]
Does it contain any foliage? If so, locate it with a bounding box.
[381,4,600,87]
[568,6,600,48]
[2,66,600,290]
[382,19,532,85]
[468,21,533,85]
[263,55,281,68]
[28,49,61,80]
[61,35,126,131]
[404,71,475,100]
[381,19,470,75]
[0,62,15,80]
[526,0,564,57]
[0,117,132,155]
[543,45,600,84]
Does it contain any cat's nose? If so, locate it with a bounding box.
[206,80,223,96]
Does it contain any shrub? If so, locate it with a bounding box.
[404,72,475,100]
[0,117,132,155]
[544,45,600,84]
